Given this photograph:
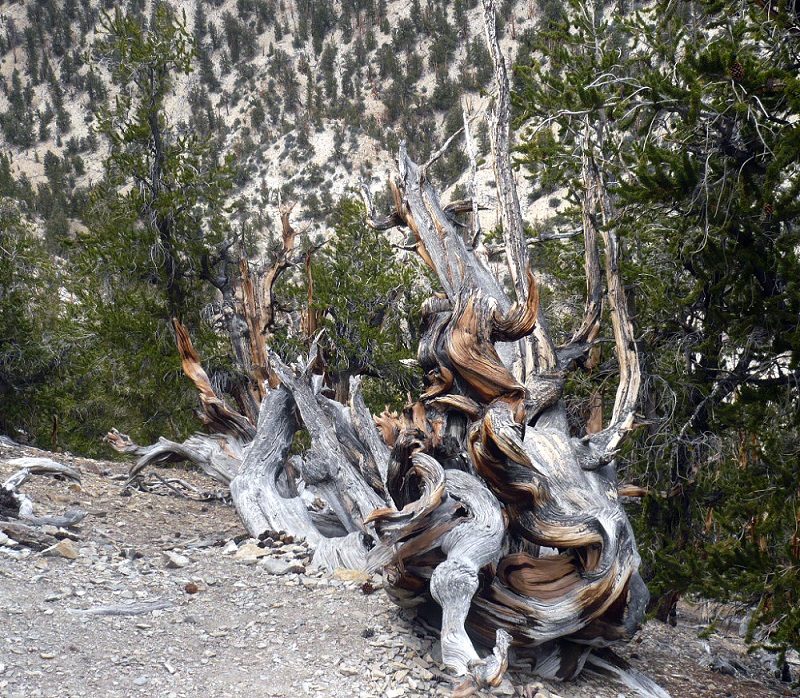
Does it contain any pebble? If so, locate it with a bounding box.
[332,568,370,583]
[493,678,514,695]
[42,539,79,560]
[234,543,269,562]
[261,558,305,576]
[163,551,190,568]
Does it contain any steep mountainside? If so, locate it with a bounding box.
[0,0,556,240]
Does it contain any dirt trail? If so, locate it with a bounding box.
[0,444,792,698]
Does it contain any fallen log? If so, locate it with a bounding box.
[73,598,175,616]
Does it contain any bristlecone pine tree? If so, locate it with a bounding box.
[109,2,664,694]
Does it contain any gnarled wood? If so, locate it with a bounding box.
[355,3,649,688]
[173,318,255,442]
[106,4,653,694]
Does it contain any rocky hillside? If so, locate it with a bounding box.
[0,0,556,240]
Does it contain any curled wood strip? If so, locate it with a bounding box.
[446,291,525,409]
[172,319,255,442]
[374,409,402,448]
[491,269,539,342]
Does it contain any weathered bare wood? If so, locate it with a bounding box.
[108,321,251,485]
[584,154,642,457]
[585,650,671,698]
[238,201,301,399]
[564,144,604,351]
[364,133,647,685]
[132,473,228,501]
[0,520,58,550]
[229,375,384,572]
[430,469,505,677]
[105,9,650,692]
[461,98,483,251]
[480,0,527,299]
[172,319,255,441]
[125,433,244,486]
[105,429,149,458]
[4,458,81,484]
[481,0,557,377]
[269,352,385,531]
[1,460,87,532]
[316,391,388,502]
[349,375,391,488]
[20,508,87,528]
[229,385,321,544]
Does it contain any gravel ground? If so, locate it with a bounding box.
[0,444,794,698]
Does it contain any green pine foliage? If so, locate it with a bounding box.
[515,0,800,656]
[0,4,240,455]
[620,0,800,657]
[0,201,66,443]
[306,198,424,408]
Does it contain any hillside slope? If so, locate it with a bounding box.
[0,0,557,240]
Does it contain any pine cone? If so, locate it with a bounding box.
[763,202,774,217]
[730,61,745,82]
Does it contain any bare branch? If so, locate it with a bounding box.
[585,153,642,456]
[481,0,528,298]
[481,0,557,374]
[462,97,483,250]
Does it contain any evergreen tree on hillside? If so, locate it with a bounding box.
[92,4,233,317]
[57,4,237,452]
[306,199,423,405]
[0,69,35,147]
[0,202,65,442]
[514,0,800,656]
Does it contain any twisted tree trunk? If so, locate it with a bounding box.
[107,2,661,694]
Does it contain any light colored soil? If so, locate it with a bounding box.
[0,443,793,698]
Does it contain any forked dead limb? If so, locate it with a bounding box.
[0,457,87,533]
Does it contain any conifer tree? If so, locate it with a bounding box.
[59,4,237,451]
[306,199,422,405]
[0,202,64,441]
[515,0,800,655]
[619,0,800,654]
